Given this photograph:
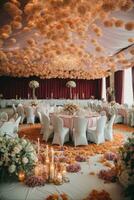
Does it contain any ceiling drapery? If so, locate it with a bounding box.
[0,0,134,79]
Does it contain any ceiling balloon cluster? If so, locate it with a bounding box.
[0,0,134,79]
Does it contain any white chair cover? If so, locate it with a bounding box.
[104,115,115,141]
[12,104,17,114]
[42,113,53,142]
[0,112,8,122]
[52,116,69,146]
[73,117,88,146]
[25,106,35,124]
[0,121,17,137]
[87,115,107,144]
[17,104,25,124]
[14,116,21,133]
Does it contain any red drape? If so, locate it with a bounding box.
[114,70,124,104]
[0,76,102,99]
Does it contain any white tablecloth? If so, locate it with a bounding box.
[0,155,123,200]
[50,114,99,130]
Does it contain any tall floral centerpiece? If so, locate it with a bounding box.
[116,134,134,200]
[29,80,39,99]
[0,135,38,181]
[66,81,76,99]
[106,87,115,102]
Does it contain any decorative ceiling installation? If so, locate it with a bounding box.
[0,0,134,79]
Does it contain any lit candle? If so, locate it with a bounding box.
[18,171,25,182]
[62,168,66,177]
[51,147,54,163]
[50,163,55,180]
[34,165,40,176]
[82,92,85,99]
[37,138,40,155]
[57,173,62,183]
[46,145,48,157]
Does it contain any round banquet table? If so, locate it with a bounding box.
[50,113,100,131]
[0,155,123,200]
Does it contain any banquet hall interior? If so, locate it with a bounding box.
[0,0,134,200]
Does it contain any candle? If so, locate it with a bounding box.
[57,173,62,182]
[62,168,66,177]
[46,145,48,157]
[18,171,25,182]
[82,92,85,99]
[37,138,40,155]
[34,165,40,176]
[50,163,55,180]
[51,147,54,163]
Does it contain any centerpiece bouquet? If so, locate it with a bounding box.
[116,134,134,199]
[29,80,39,99]
[106,87,115,102]
[66,81,76,99]
[63,103,80,115]
[0,135,38,181]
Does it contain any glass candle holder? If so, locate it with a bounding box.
[18,171,25,182]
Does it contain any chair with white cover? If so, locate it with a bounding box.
[104,115,115,141]
[42,113,53,141]
[0,112,8,122]
[14,116,21,133]
[87,115,107,144]
[25,106,35,124]
[52,116,69,146]
[17,104,25,124]
[0,121,18,137]
[73,117,88,146]
[12,104,17,114]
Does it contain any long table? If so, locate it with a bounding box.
[0,99,96,108]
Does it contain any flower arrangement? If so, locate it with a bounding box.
[66,163,81,173]
[98,168,117,183]
[29,80,39,99]
[116,134,134,199]
[75,155,87,162]
[83,189,112,200]
[63,103,80,115]
[45,193,69,200]
[29,80,39,89]
[0,135,38,181]
[25,175,46,187]
[66,81,76,88]
[106,87,115,102]
[104,152,118,161]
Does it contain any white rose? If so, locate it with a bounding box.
[8,165,16,173]
[25,145,34,152]
[22,157,28,164]
[21,139,27,146]
[30,153,38,162]
[13,146,21,154]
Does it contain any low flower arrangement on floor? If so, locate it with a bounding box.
[116,134,134,200]
[83,189,112,200]
[45,193,69,200]
[63,103,80,115]
[98,168,117,183]
[0,135,38,181]
[66,162,81,173]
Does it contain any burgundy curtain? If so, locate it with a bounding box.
[0,76,102,100]
[114,70,124,104]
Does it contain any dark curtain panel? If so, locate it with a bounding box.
[106,76,110,88]
[0,76,102,100]
[114,70,124,104]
